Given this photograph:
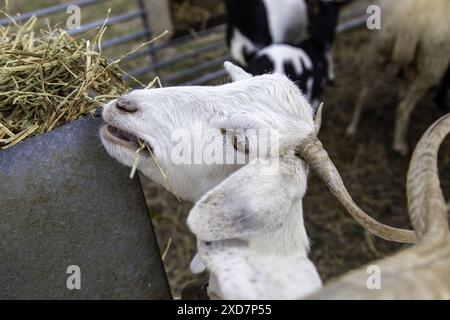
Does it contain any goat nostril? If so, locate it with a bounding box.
[116,98,138,113]
[94,106,104,118]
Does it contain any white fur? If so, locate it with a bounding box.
[187,157,310,254]
[100,62,320,299]
[224,61,253,82]
[256,44,313,76]
[188,156,323,299]
[101,63,314,202]
[253,44,320,103]
[199,240,322,300]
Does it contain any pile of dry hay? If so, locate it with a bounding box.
[0,14,156,150]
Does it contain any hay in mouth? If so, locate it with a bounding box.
[103,125,180,200]
[103,126,149,179]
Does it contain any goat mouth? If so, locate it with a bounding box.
[101,125,141,149]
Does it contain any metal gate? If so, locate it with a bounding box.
[0,0,374,87]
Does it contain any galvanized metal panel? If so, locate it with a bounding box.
[0,118,171,299]
[0,0,109,26]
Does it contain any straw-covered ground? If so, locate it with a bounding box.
[142,28,450,298]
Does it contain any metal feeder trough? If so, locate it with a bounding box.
[0,118,171,299]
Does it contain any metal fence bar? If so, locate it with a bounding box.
[124,66,153,80]
[179,69,228,87]
[164,55,231,85]
[126,41,226,79]
[336,15,367,33]
[67,10,144,36]
[0,0,109,26]
[125,23,227,62]
[156,24,226,50]
[340,6,368,20]
[101,30,150,49]
[135,0,159,75]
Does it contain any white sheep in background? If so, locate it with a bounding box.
[346,0,450,155]
[100,62,417,299]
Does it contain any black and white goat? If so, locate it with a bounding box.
[226,0,347,82]
[247,40,328,111]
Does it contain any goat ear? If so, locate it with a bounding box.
[187,156,307,242]
[224,61,253,82]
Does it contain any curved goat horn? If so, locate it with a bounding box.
[407,113,450,240]
[307,113,450,299]
[295,136,417,243]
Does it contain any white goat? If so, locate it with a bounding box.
[191,113,450,300]
[187,155,323,299]
[200,113,450,300]
[100,62,417,299]
[100,62,313,202]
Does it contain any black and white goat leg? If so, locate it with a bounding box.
[325,47,336,84]
[434,64,450,109]
[306,1,341,84]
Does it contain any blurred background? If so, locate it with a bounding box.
[3,0,449,299]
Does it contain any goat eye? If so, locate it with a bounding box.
[233,135,250,154]
[220,128,226,135]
